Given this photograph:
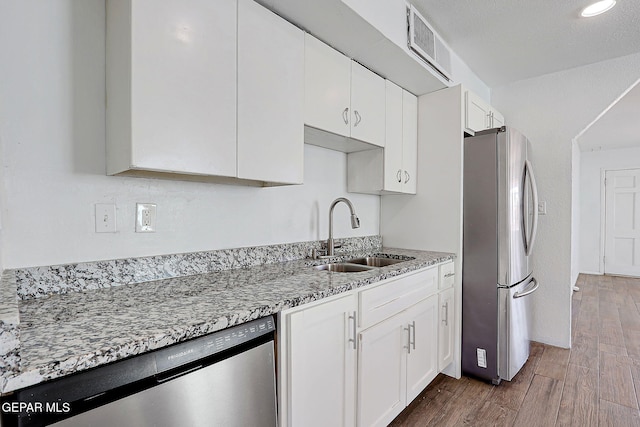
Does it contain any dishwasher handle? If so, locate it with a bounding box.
[513,277,539,299]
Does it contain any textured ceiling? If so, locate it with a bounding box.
[578,81,640,151]
[413,0,640,88]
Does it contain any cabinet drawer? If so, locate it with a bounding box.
[439,262,455,290]
[359,267,438,329]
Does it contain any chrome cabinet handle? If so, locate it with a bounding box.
[514,277,539,299]
[354,110,362,127]
[442,302,449,326]
[404,324,411,354]
[410,321,416,351]
[348,311,356,350]
[342,107,349,125]
[444,273,455,278]
[397,169,402,183]
[404,171,410,183]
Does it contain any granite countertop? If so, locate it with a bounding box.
[0,243,454,393]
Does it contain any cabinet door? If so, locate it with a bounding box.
[383,81,404,192]
[405,295,438,402]
[491,109,505,128]
[350,61,385,147]
[237,0,304,184]
[304,34,351,137]
[287,294,357,427]
[438,287,455,371]
[358,314,407,427]
[130,0,237,176]
[464,90,490,133]
[401,89,418,194]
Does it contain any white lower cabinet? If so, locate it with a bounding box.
[438,287,455,370]
[279,262,456,427]
[357,295,438,427]
[281,294,357,427]
[406,295,439,401]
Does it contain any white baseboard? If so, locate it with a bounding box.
[579,271,603,276]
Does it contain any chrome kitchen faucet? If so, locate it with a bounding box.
[327,197,360,256]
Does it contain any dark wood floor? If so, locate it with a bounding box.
[390,274,640,426]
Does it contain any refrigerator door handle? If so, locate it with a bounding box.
[524,159,539,256]
[513,277,539,299]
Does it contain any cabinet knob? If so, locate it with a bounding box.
[342,107,349,125]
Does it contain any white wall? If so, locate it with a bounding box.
[492,52,640,347]
[0,0,380,269]
[579,146,640,274]
[571,140,581,286]
[450,50,490,104]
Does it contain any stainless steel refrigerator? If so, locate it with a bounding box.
[462,126,540,384]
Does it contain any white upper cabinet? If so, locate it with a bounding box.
[304,34,352,138]
[347,80,417,195]
[107,0,304,186]
[237,0,304,184]
[350,61,386,147]
[401,88,418,194]
[465,90,505,134]
[382,81,404,193]
[304,34,385,148]
[107,0,237,178]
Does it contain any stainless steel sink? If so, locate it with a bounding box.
[314,263,375,273]
[346,257,405,267]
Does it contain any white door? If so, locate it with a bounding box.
[287,294,357,427]
[129,0,237,177]
[605,169,640,277]
[357,314,407,427]
[401,90,418,194]
[304,34,351,137]
[405,295,438,402]
[237,0,304,184]
[438,287,455,371]
[350,61,385,147]
[383,81,404,193]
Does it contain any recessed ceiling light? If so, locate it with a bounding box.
[581,0,617,17]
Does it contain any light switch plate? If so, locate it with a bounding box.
[95,204,116,233]
[136,203,156,233]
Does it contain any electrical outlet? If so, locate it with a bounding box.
[95,204,116,233]
[477,348,487,368]
[136,203,156,232]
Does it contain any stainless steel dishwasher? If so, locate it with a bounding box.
[2,316,277,427]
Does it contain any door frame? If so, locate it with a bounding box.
[600,167,640,275]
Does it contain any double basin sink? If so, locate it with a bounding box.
[314,256,409,273]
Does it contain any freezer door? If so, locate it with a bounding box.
[498,276,537,381]
[497,127,530,286]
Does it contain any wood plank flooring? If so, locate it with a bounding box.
[390,274,640,426]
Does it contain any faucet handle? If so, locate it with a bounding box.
[311,248,328,259]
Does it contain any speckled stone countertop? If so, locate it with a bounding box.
[0,239,454,394]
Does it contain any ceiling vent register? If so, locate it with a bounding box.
[407,4,452,82]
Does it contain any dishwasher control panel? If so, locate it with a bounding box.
[155,316,275,373]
